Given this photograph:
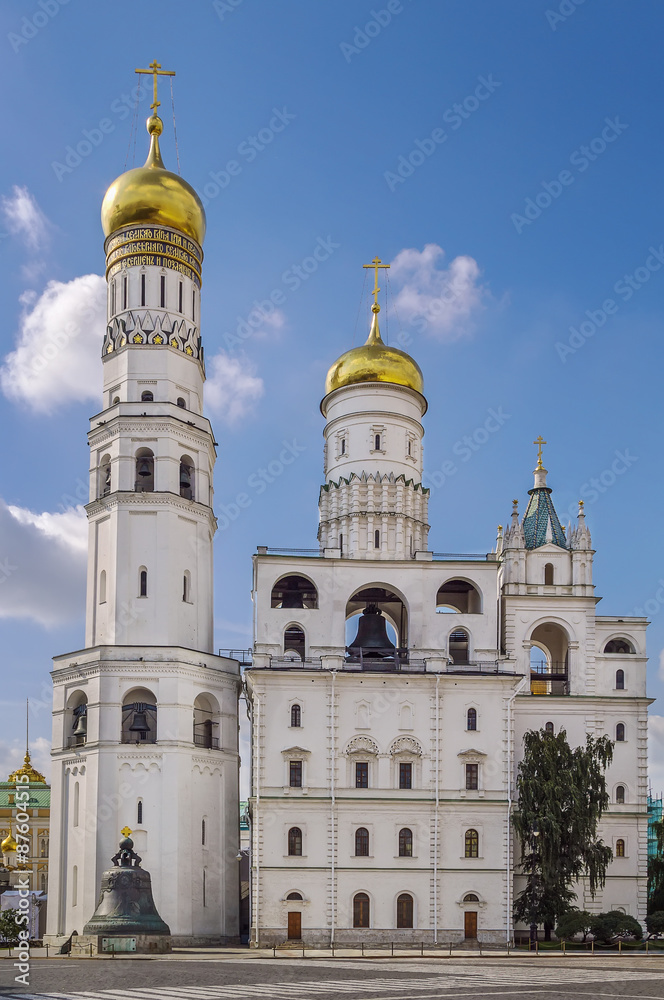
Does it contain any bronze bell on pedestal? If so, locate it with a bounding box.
[83,835,170,938]
[348,604,396,660]
[281,587,305,609]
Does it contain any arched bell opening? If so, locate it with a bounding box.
[98,454,111,498]
[193,693,220,749]
[345,586,408,670]
[121,687,157,744]
[135,447,154,493]
[67,691,88,749]
[284,624,306,660]
[271,575,318,609]
[529,622,569,695]
[435,579,482,614]
[180,454,195,501]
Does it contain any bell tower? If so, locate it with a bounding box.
[46,65,240,947]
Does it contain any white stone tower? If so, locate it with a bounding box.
[46,67,240,945]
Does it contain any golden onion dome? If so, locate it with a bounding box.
[1,833,17,853]
[325,305,424,397]
[8,750,46,785]
[101,114,206,245]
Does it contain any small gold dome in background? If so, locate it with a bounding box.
[325,306,424,398]
[101,115,206,245]
[1,833,17,853]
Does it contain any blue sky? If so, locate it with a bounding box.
[1,0,664,786]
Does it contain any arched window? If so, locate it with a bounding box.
[139,568,148,597]
[397,893,414,928]
[160,274,166,308]
[121,688,157,744]
[616,839,625,858]
[340,438,346,455]
[73,782,80,828]
[463,893,479,902]
[353,892,370,928]
[72,864,78,906]
[290,704,301,728]
[605,638,635,654]
[284,625,305,660]
[467,708,477,731]
[177,397,186,408]
[193,694,219,749]
[449,628,470,665]
[140,272,146,306]
[544,563,554,585]
[141,390,153,402]
[99,570,106,604]
[288,827,302,856]
[180,455,194,500]
[183,570,191,603]
[464,829,479,858]
[99,454,111,497]
[355,827,370,857]
[137,800,143,825]
[436,579,482,614]
[40,838,48,858]
[374,434,381,451]
[201,818,206,846]
[398,828,413,857]
[616,785,626,805]
[616,669,625,690]
[135,448,154,492]
[271,575,318,609]
[286,891,303,900]
[122,275,128,310]
[616,723,625,742]
[374,529,380,549]
[545,721,554,735]
[113,396,120,404]
[178,281,183,313]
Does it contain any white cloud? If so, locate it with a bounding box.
[0,274,106,414]
[205,351,264,424]
[0,499,87,627]
[389,243,487,340]
[649,714,664,793]
[1,185,49,252]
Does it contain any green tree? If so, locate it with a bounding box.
[555,908,593,941]
[648,817,664,913]
[590,910,642,943]
[0,909,23,945]
[513,728,614,940]
[645,911,664,937]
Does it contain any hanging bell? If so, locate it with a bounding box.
[73,710,87,737]
[281,587,305,609]
[180,464,191,489]
[348,604,396,658]
[129,711,150,735]
[137,458,152,478]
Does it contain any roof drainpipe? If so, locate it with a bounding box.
[506,674,528,946]
[434,673,440,946]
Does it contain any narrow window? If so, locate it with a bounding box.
[467,708,477,731]
[355,761,369,788]
[99,570,106,604]
[137,800,143,825]
[616,669,625,690]
[203,869,206,906]
[465,763,479,790]
[374,434,381,451]
[72,865,78,906]
[140,569,148,597]
[110,279,116,316]
[183,572,190,603]
[179,281,183,313]
[355,827,369,856]
[465,828,479,858]
[616,838,625,857]
[544,563,554,585]
[545,721,554,735]
[616,785,626,804]
[339,533,343,555]
[398,827,413,857]
[192,288,196,320]
[374,529,380,549]
[288,827,302,856]
[201,818,206,845]
[160,274,165,308]
[289,760,303,788]
[73,781,80,828]
[290,704,301,728]
[399,762,412,789]
[397,893,413,928]
[141,272,146,306]
[123,276,128,310]
[353,893,370,928]
[616,723,625,742]
[340,438,346,455]
[408,439,412,456]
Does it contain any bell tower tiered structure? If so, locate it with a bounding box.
[46,66,240,946]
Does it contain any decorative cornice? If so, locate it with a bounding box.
[321,471,429,494]
[85,491,216,525]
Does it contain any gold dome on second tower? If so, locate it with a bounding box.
[101,114,206,245]
[325,305,424,397]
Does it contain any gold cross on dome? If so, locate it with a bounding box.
[533,435,547,469]
[135,60,176,114]
[121,826,132,838]
[363,256,390,311]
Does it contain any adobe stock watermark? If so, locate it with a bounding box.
[222,236,340,351]
[51,81,149,181]
[8,0,71,54]
[384,75,501,192]
[562,449,638,522]
[218,439,306,530]
[199,107,296,204]
[340,1,406,62]
[424,406,511,495]
[511,116,628,233]
[213,0,244,19]
[546,0,586,31]
[555,245,664,362]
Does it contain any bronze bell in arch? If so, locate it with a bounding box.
[348,603,396,658]
[137,458,152,478]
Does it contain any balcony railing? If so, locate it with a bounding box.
[218,648,253,664]
[67,735,87,748]
[193,734,220,749]
[530,664,569,696]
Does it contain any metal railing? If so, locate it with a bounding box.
[67,736,87,748]
[193,734,220,749]
[218,648,253,664]
[432,552,492,560]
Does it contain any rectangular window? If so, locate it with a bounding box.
[141,272,146,306]
[160,274,165,308]
[110,280,116,316]
[355,761,368,788]
[123,276,128,310]
[192,288,196,320]
[399,762,412,789]
[465,763,479,790]
[179,281,183,313]
[289,760,303,788]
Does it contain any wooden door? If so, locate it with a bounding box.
[287,911,301,940]
[464,911,477,939]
